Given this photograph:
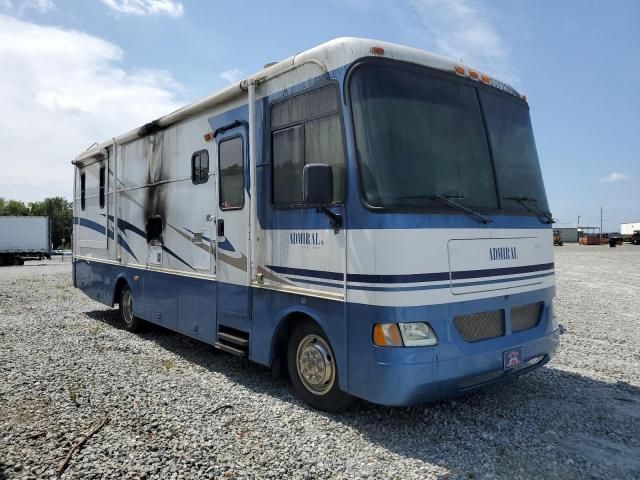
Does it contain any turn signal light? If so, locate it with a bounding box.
[373,323,403,347]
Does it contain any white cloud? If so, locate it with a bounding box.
[219,68,244,84]
[1,0,55,14]
[405,0,516,83]
[0,14,184,202]
[600,172,630,183]
[100,0,183,17]
[28,0,53,11]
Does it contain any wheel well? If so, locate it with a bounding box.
[112,277,129,307]
[271,311,315,380]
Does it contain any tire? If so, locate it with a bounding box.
[119,285,144,332]
[287,319,353,412]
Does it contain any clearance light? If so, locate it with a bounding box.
[373,323,403,347]
[481,74,491,84]
[370,46,385,56]
[454,65,466,76]
[469,70,479,80]
[203,132,214,142]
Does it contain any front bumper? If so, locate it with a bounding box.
[345,287,559,406]
[355,329,559,406]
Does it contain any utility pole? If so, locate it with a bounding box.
[577,215,581,226]
[600,207,603,235]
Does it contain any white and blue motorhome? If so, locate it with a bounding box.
[73,38,560,411]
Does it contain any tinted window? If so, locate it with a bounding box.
[192,150,209,185]
[479,90,550,213]
[219,136,244,209]
[273,125,304,205]
[350,63,497,210]
[80,172,86,211]
[271,84,345,207]
[99,165,106,209]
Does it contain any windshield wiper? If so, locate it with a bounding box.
[503,196,554,224]
[397,193,493,224]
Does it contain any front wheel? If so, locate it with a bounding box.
[287,320,353,412]
[119,285,143,332]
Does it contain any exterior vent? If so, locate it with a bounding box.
[454,310,505,342]
[192,232,203,244]
[511,302,543,332]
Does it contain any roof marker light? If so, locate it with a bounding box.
[454,65,465,76]
[370,46,385,56]
[469,70,479,80]
[481,74,491,84]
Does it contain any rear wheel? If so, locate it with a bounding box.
[119,285,143,332]
[287,320,353,412]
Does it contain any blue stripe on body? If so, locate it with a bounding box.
[162,245,196,271]
[286,271,554,292]
[268,262,554,286]
[76,217,106,235]
[268,265,343,281]
[76,216,191,268]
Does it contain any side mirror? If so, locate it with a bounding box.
[302,163,342,233]
[302,163,333,207]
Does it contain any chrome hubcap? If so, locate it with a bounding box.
[122,291,133,325]
[296,334,335,395]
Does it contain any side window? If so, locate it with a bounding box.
[80,172,86,211]
[99,164,106,209]
[271,83,345,207]
[191,150,209,185]
[218,136,244,210]
[146,216,163,244]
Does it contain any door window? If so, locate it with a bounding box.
[218,136,244,210]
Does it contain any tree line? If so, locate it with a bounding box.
[0,197,73,249]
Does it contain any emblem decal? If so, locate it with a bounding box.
[489,246,517,261]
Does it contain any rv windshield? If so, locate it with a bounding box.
[349,62,549,214]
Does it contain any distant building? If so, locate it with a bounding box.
[553,223,578,243]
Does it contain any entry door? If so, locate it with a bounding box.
[215,126,251,332]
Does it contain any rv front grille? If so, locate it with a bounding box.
[511,302,543,332]
[453,310,505,342]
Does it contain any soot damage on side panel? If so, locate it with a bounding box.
[144,132,168,241]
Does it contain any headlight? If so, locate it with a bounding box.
[373,322,439,347]
[398,322,438,346]
[550,299,559,331]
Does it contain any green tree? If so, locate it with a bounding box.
[29,197,73,248]
[0,198,30,216]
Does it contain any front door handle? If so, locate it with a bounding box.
[217,219,224,238]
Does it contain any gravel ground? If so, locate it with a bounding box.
[1,246,639,479]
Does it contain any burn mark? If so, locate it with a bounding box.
[144,133,168,242]
[138,119,165,137]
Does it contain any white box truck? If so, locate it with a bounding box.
[621,222,640,245]
[0,216,51,265]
